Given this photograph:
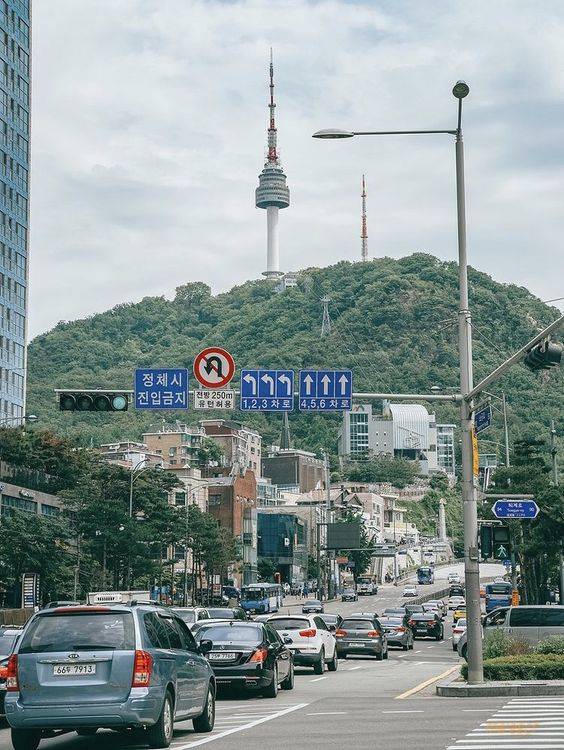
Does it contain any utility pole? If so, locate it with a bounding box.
[551,420,563,604]
[502,392,510,467]
[323,451,332,598]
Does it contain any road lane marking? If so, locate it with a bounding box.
[306,712,348,716]
[395,665,459,699]
[382,710,424,714]
[310,676,328,682]
[348,666,363,671]
[172,702,309,749]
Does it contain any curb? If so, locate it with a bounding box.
[436,678,564,697]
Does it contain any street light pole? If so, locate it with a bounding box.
[502,392,510,468]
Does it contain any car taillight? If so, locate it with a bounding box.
[395,627,406,633]
[0,664,8,680]
[132,650,153,687]
[366,630,381,638]
[335,629,346,637]
[299,628,317,638]
[6,655,18,691]
[453,628,463,634]
[408,619,416,626]
[249,648,268,663]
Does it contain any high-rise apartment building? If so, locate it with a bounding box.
[0,0,30,424]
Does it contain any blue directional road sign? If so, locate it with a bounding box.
[475,404,492,433]
[240,369,294,412]
[298,369,353,411]
[134,368,189,410]
[492,499,539,519]
[503,558,512,568]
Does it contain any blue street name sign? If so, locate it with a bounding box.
[298,369,353,411]
[503,558,512,568]
[492,499,539,519]
[134,368,189,410]
[240,369,294,411]
[475,404,492,433]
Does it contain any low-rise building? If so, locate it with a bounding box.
[0,477,62,518]
[200,419,262,475]
[98,441,164,469]
[143,423,205,468]
[262,447,325,493]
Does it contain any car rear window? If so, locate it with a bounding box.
[19,612,135,653]
[456,619,467,627]
[304,601,321,606]
[381,618,402,626]
[269,618,310,631]
[341,619,374,629]
[195,624,263,644]
[207,609,236,619]
[173,610,196,623]
[539,608,564,627]
[0,634,17,656]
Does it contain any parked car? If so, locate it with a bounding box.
[0,628,21,719]
[336,615,388,660]
[206,607,248,621]
[268,614,338,674]
[192,620,294,696]
[319,613,343,632]
[341,588,358,602]
[379,616,414,651]
[452,617,467,651]
[4,603,216,749]
[448,595,466,611]
[171,607,211,629]
[302,599,324,614]
[402,586,418,598]
[409,612,444,640]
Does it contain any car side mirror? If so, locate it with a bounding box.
[198,639,213,655]
[283,636,293,644]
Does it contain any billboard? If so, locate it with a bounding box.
[326,523,361,550]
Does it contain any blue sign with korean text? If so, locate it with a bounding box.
[298,369,353,411]
[134,368,189,410]
[240,369,294,411]
[492,499,539,519]
[475,404,492,433]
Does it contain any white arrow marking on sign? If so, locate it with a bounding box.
[321,375,331,395]
[303,374,314,395]
[278,374,292,396]
[261,373,275,396]
[338,374,349,395]
[243,373,257,396]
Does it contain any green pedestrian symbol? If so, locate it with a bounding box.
[496,544,507,558]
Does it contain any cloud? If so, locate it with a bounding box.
[28,0,564,336]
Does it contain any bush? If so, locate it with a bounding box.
[482,630,532,659]
[536,636,564,655]
[461,654,564,681]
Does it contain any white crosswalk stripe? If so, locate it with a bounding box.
[447,697,564,749]
[171,701,308,749]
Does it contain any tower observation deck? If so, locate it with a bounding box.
[255,50,290,278]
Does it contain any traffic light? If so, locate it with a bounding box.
[492,526,511,560]
[479,525,493,560]
[58,390,129,412]
[524,341,562,371]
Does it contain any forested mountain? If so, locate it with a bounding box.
[27,254,562,456]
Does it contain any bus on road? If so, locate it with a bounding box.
[240,583,283,614]
[485,581,512,613]
[417,566,435,585]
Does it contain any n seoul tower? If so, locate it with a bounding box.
[256,50,290,278]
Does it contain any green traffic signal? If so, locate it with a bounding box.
[59,391,129,413]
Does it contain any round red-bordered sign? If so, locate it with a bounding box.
[193,347,236,389]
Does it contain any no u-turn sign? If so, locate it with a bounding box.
[193,347,236,389]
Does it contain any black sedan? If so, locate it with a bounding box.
[408,613,444,640]
[192,620,294,697]
[341,588,358,602]
[302,599,324,614]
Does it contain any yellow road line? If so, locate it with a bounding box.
[395,666,459,700]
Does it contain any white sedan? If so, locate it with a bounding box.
[448,596,466,611]
[452,617,467,650]
[402,586,418,598]
[267,613,338,674]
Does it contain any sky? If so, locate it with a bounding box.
[28,0,564,337]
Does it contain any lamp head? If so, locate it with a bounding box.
[452,80,470,99]
[312,129,355,139]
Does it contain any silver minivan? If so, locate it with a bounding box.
[457,605,564,659]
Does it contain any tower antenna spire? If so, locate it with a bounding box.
[361,174,368,262]
[256,49,290,279]
[321,296,332,337]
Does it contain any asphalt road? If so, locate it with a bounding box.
[0,562,514,750]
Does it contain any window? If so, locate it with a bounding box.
[509,608,540,627]
[174,491,186,506]
[160,616,182,649]
[539,608,564,627]
[20,613,135,653]
[313,617,327,631]
[144,612,171,649]
[174,618,197,651]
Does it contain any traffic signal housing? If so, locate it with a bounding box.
[479,525,493,560]
[524,341,562,371]
[58,390,129,412]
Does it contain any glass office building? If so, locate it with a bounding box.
[0,0,30,425]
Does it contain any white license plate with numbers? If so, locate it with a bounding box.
[349,642,365,647]
[208,652,236,661]
[53,663,96,676]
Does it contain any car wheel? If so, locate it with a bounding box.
[313,649,325,675]
[409,641,414,650]
[327,649,338,672]
[76,729,98,737]
[146,689,174,748]
[376,650,384,661]
[11,730,41,750]
[281,662,294,690]
[263,665,279,698]
[402,643,409,651]
[193,685,215,733]
[461,644,468,661]
[452,644,458,651]
[340,652,347,659]
[383,648,389,660]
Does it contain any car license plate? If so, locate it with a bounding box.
[209,652,236,661]
[349,642,364,647]
[53,663,96,676]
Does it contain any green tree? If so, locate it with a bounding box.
[338,508,373,582]
[258,558,277,582]
[344,457,419,489]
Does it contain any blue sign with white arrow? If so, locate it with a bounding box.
[475,404,492,433]
[298,369,353,411]
[240,369,294,411]
[492,499,539,519]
